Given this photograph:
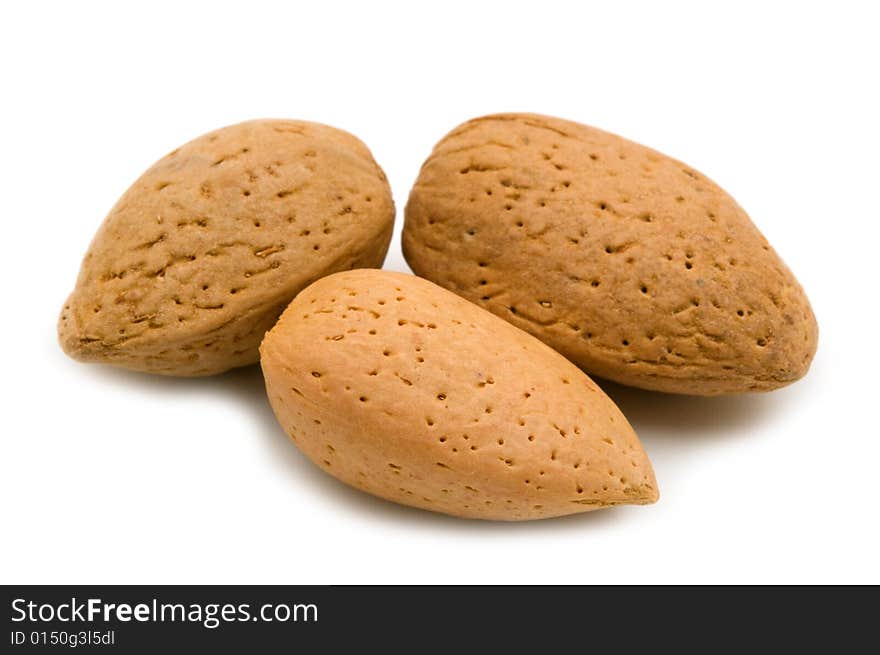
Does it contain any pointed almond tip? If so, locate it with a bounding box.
[57,295,80,359]
[639,481,660,505]
[619,468,660,506]
[57,295,106,364]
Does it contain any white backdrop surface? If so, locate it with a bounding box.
[1,1,877,583]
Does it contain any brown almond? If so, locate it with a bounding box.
[260,269,658,521]
[403,113,817,395]
[59,119,394,376]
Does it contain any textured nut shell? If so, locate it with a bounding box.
[59,119,394,376]
[403,113,818,395]
[260,270,657,521]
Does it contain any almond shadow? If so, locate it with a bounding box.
[595,377,804,438]
[78,361,636,532]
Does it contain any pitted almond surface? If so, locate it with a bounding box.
[403,113,817,394]
[260,270,658,520]
[59,119,394,376]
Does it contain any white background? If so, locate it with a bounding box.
[1,1,877,584]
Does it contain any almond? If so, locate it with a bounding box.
[59,119,394,376]
[403,113,817,394]
[260,269,658,520]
